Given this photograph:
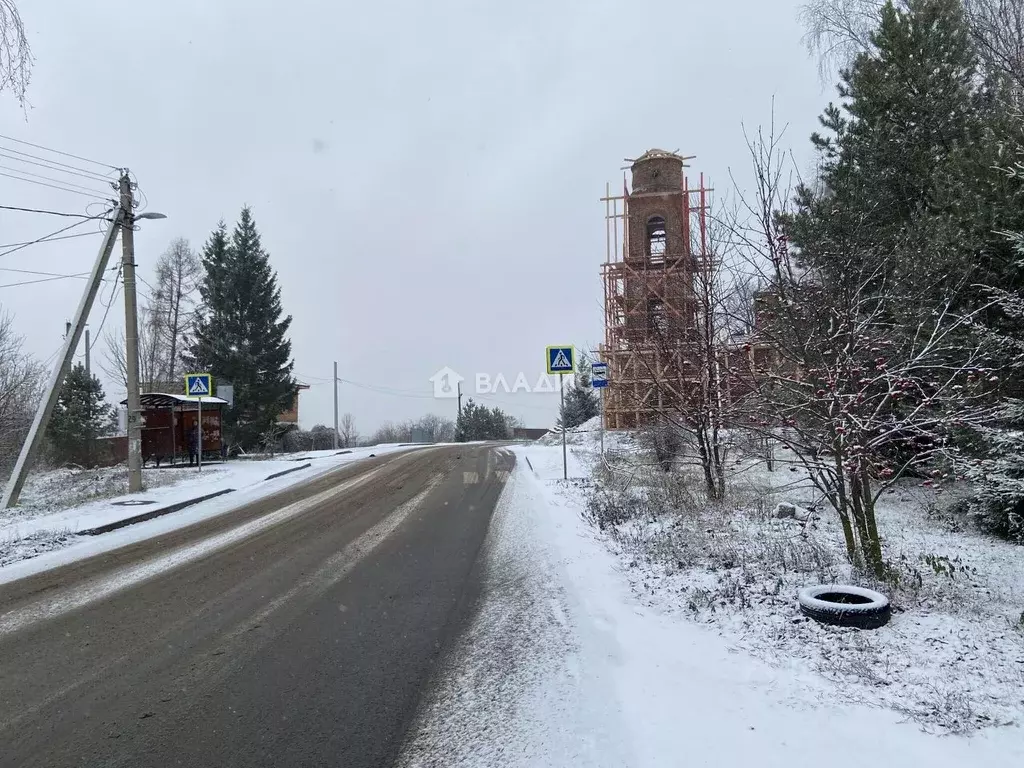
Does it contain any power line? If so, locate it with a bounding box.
[474,391,559,412]
[0,214,110,260]
[0,133,118,170]
[42,340,65,368]
[0,163,114,199]
[0,170,114,201]
[91,266,123,348]
[135,273,158,295]
[0,147,114,184]
[0,265,96,280]
[0,203,108,219]
[0,272,91,288]
[339,379,436,399]
[0,230,99,249]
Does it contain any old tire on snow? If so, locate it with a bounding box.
[797,585,891,630]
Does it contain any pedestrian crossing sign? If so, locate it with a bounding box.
[546,346,575,374]
[185,373,212,397]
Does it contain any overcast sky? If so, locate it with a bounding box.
[0,0,829,435]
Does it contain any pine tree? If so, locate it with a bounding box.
[784,0,1024,483]
[455,399,512,441]
[46,363,116,466]
[788,0,989,292]
[188,208,295,448]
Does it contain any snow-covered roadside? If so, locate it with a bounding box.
[0,444,419,578]
[572,424,1024,735]
[398,444,1023,767]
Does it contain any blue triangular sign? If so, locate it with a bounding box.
[188,377,210,396]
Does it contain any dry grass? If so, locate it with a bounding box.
[579,434,1024,733]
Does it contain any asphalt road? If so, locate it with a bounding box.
[0,444,515,768]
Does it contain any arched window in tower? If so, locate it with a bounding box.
[647,216,667,266]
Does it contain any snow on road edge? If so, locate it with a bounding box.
[400,444,1024,767]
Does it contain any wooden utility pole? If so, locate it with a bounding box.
[120,172,143,493]
[457,382,463,417]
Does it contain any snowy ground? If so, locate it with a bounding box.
[398,435,1024,766]
[0,444,418,576]
[575,425,1024,736]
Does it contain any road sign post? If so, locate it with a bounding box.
[559,374,567,479]
[197,396,203,471]
[546,346,575,481]
[591,362,609,459]
[185,373,212,471]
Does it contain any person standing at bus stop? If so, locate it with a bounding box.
[188,424,199,467]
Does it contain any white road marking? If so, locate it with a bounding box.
[0,464,411,636]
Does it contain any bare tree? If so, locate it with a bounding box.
[370,421,409,444]
[799,0,888,75]
[719,269,761,339]
[101,322,163,395]
[149,238,201,385]
[964,0,1024,96]
[802,0,1024,97]
[339,412,358,448]
[626,217,732,500]
[0,310,44,475]
[724,120,997,577]
[102,238,200,395]
[414,413,456,443]
[139,302,166,391]
[0,1,31,106]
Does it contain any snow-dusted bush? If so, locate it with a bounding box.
[964,416,1024,542]
[645,423,684,473]
[584,487,646,530]
[281,428,313,453]
[966,226,1024,543]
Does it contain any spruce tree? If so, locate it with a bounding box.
[188,222,230,370]
[559,354,600,430]
[188,208,295,447]
[46,363,116,465]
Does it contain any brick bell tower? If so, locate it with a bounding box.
[601,149,704,428]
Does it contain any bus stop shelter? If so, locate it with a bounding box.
[120,393,228,467]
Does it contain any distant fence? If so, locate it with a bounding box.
[513,428,551,441]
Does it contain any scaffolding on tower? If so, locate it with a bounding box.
[599,150,714,430]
